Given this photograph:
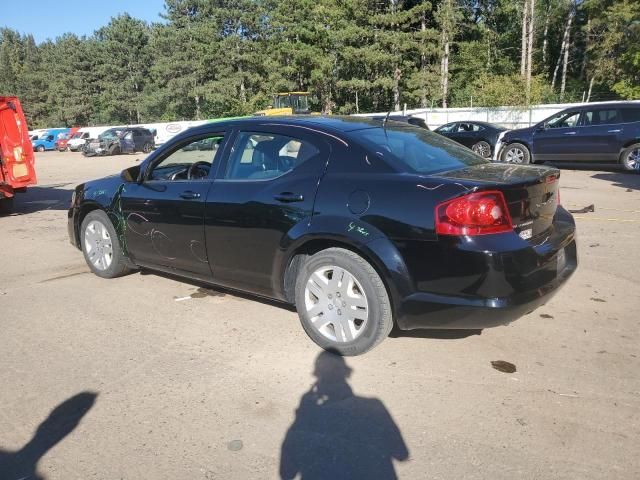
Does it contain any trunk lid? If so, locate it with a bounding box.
[435,163,560,239]
[0,97,37,189]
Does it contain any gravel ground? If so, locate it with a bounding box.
[1,150,639,479]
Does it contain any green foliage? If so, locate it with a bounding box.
[0,0,637,128]
[469,73,557,107]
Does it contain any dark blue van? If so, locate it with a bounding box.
[497,102,640,171]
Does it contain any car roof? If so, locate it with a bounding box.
[186,115,382,136]
[567,101,640,110]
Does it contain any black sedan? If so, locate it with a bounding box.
[68,116,577,355]
[435,121,507,158]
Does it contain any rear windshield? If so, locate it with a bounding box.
[354,124,487,174]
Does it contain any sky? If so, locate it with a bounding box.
[1,0,167,43]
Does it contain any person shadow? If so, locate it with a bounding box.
[280,351,409,480]
[0,391,97,480]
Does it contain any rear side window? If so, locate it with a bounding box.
[225,132,320,180]
[621,108,640,123]
[355,124,486,175]
[582,109,621,126]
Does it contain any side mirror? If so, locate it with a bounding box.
[120,165,141,183]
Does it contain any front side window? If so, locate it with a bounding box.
[149,135,225,181]
[437,123,457,133]
[545,111,580,129]
[582,109,620,126]
[225,132,320,180]
[356,124,486,175]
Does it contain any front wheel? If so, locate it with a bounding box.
[295,248,393,356]
[81,210,132,278]
[620,143,640,172]
[108,145,121,156]
[501,142,531,164]
[142,142,153,153]
[472,141,491,158]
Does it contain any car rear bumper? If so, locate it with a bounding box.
[394,209,577,330]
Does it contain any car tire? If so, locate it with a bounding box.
[295,248,393,356]
[501,142,531,164]
[80,210,132,279]
[36,145,45,152]
[0,196,14,215]
[472,141,492,158]
[108,145,121,156]
[620,143,640,172]
[142,142,153,153]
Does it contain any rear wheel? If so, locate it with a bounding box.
[501,142,531,164]
[0,197,14,215]
[472,141,491,158]
[81,210,132,278]
[295,248,393,356]
[142,142,153,153]
[620,143,640,172]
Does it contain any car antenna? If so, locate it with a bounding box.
[382,110,392,130]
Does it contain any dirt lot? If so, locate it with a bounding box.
[1,151,639,479]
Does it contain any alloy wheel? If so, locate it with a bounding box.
[504,147,525,163]
[304,265,369,343]
[472,142,491,158]
[627,148,640,170]
[84,220,113,271]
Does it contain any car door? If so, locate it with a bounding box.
[532,110,583,161]
[452,123,480,148]
[119,131,228,277]
[436,123,458,141]
[121,131,135,153]
[577,108,624,162]
[205,126,330,297]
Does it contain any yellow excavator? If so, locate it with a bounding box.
[255,92,314,116]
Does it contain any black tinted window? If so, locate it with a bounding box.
[356,124,487,174]
[582,109,621,126]
[621,108,640,123]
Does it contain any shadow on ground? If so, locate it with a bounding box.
[389,326,482,339]
[3,184,74,216]
[0,391,97,480]
[280,351,409,480]
[590,172,640,191]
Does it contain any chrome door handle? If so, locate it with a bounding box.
[179,191,201,199]
[608,129,621,133]
[274,192,304,203]
[563,131,577,135]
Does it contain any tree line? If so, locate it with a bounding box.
[0,0,637,129]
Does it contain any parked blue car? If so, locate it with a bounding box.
[32,128,70,152]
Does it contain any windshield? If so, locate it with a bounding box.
[100,129,122,139]
[71,132,84,139]
[275,94,309,111]
[59,133,70,140]
[355,124,487,175]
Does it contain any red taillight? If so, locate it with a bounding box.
[435,190,513,236]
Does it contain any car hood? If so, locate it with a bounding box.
[75,174,124,208]
[502,125,535,140]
